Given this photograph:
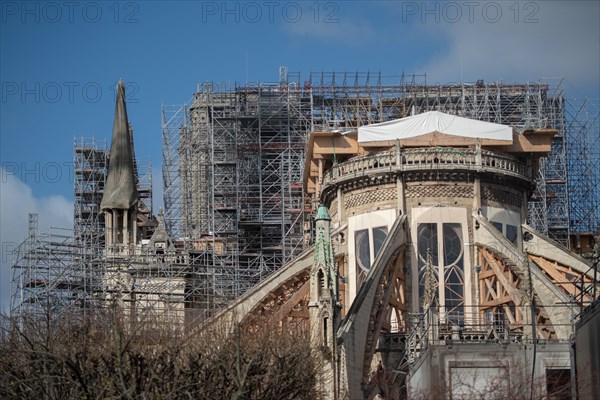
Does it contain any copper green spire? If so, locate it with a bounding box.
[313,205,337,298]
[315,204,332,222]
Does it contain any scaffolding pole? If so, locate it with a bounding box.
[159,73,586,316]
[12,71,598,329]
[10,218,90,330]
[566,98,600,233]
[161,82,311,312]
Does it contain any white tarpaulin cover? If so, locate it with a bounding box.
[358,111,513,143]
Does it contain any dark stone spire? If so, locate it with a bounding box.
[149,209,172,249]
[100,80,139,210]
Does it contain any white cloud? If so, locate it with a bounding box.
[283,12,374,44]
[0,168,73,314]
[415,2,599,92]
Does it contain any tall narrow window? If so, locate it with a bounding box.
[317,269,325,299]
[355,229,370,288]
[372,226,388,260]
[417,222,465,323]
[355,226,389,290]
[323,317,329,348]
[443,223,464,323]
[506,224,518,243]
[417,223,438,309]
[491,221,503,233]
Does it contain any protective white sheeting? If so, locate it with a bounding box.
[358,111,513,142]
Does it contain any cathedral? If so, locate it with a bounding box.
[98,81,597,399]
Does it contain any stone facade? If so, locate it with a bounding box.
[206,132,594,399]
[311,146,592,399]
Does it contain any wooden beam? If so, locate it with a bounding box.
[481,248,523,305]
[362,249,405,383]
[483,278,500,301]
[360,132,511,148]
[502,304,517,324]
[389,297,407,310]
[529,255,588,300]
[271,280,309,323]
[481,295,513,308]
[479,269,498,279]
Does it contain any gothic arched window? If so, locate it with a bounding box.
[417,222,465,324]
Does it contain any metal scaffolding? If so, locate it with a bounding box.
[565,98,600,234]
[10,214,89,326]
[73,137,108,265]
[12,71,598,327]
[160,72,592,313]
[73,136,153,255]
[305,72,571,244]
[10,139,155,325]
[162,82,310,308]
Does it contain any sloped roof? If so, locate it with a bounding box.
[358,111,513,143]
[149,210,172,248]
[100,80,139,210]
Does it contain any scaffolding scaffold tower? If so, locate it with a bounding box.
[162,82,311,305]
[10,214,89,328]
[74,137,108,263]
[162,73,591,277]
[11,71,599,327]
[566,98,600,234]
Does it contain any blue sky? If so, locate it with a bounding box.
[1,1,599,311]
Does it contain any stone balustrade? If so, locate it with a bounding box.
[322,148,529,190]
